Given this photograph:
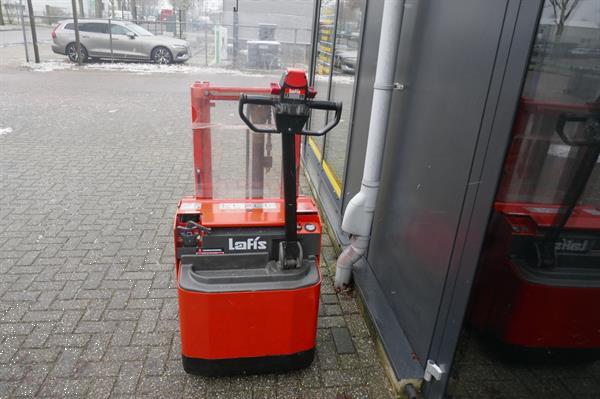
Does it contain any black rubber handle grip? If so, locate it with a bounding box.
[309,100,341,111]
[239,94,342,136]
[239,94,279,133]
[302,101,343,136]
[556,113,600,147]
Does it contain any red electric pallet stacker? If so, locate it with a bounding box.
[469,98,600,353]
[173,69,341,375]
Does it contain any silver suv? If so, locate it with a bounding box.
[51,19,191,64]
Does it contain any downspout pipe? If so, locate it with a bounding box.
[335,0,406,289]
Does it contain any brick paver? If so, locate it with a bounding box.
[447,328,600,399]
[0,69,394,398]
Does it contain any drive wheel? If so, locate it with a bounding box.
[152,46,173,65]
[66,43,88,63]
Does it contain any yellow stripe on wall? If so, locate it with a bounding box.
[307,137,342,198]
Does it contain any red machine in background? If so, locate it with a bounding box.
[159,9,173,21]
[174,70,341,375]
[469,97,600,351]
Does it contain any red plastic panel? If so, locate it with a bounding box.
[178,279,321,359]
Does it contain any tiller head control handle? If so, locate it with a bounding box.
[238,69,342,269]
[238,68,342,136]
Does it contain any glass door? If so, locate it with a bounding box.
[306,0,366,200]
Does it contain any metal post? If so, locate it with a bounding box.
[215,24,220,63]
[293,28,298,66]
[70,0,82,65]
[232,0,238,68]
[204,27,208,65]
[108,17,114,62]
[178,8,182,38]
[25,0,39,63]
[18,0,29,62]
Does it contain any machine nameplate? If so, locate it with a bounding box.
[219,203,278,210]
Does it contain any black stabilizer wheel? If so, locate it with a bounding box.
[66,43,88,63]
[152,46,173,65]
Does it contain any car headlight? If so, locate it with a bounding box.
[172,44,187,49]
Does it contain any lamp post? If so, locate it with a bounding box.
[25,0,39,62]
[232,0,238,68]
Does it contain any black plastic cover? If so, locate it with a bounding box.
[178,254,320,293]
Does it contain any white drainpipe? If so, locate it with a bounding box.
[335,0,406,289]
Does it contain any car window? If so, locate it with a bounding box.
[64,23,74,30]
[110,24,130,35]
[124,23,153,36]
[81,23,107,34]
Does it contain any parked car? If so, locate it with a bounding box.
[190,16,211,31]
[333,48,357,74]
[51,19,191,64]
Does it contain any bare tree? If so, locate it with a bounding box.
[170,0,192,12]
[170,0,192,36]
[137,0,160,19]
[548,0,581,36]
[0,0,5,25]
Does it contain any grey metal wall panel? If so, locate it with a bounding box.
[367,0,513,362]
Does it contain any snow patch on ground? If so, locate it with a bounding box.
[24,60,278,78]
[0,127,14,135]
[315,73,355,85]
[25,61,75,72]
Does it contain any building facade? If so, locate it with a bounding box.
[303,0,600,397]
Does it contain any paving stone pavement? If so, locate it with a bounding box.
[447,328,600,399]
[0,69,396,398]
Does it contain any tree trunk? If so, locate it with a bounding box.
[131,0,137,21]
[5,1,12,24]
[78,0,85,17]
[557,4,566,37]
[95,0,103,18]
[556,22,565,37]
[0,0,5,25]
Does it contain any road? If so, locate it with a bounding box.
[0,26,53,46]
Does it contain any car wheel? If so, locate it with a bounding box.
[66,43,88,63]
[152,46,173,65]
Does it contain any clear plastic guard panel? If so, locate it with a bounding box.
[193,99,286,200]
[497,102,600,207]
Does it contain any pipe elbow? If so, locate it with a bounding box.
[341,191,374,236]
[334,236,368,289]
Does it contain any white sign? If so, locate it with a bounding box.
[218,202,278,210]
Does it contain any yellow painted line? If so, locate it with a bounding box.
[307,137,342,198]
[308,136,322,160]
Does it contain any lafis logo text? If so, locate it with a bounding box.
[555,238,590,253]
[228,237,267,251]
